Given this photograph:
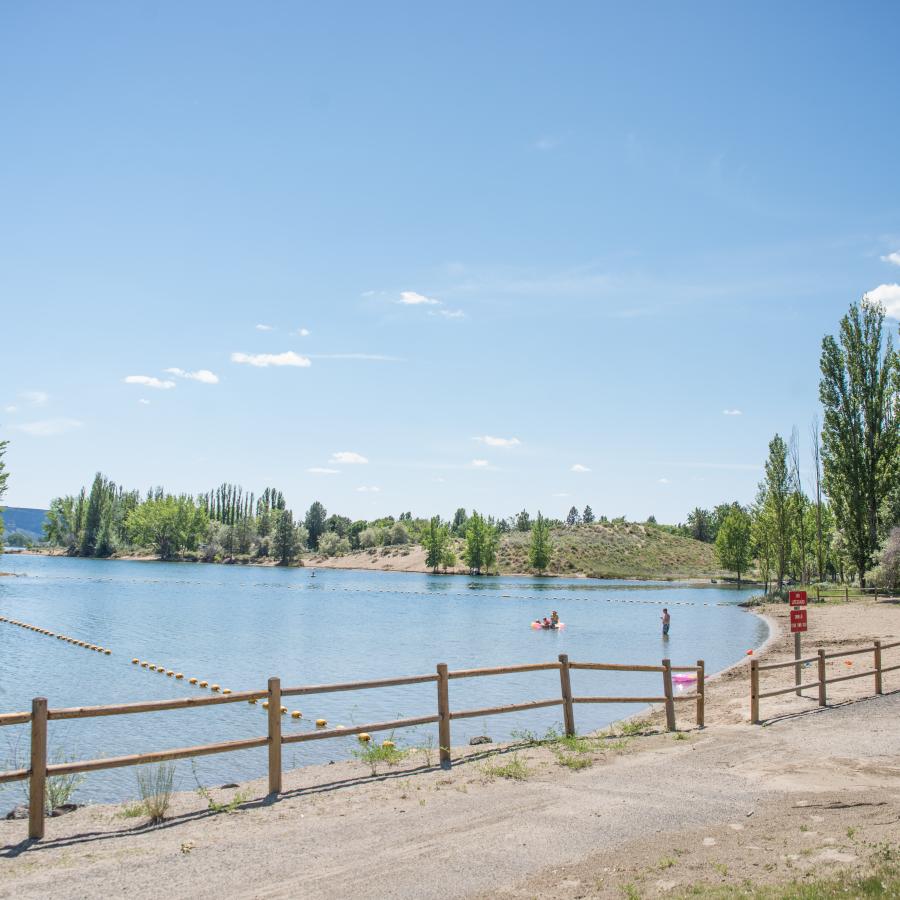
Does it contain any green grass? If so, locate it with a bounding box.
[480,754,531,781]
[352,740,408,775]
[499,522,722,578]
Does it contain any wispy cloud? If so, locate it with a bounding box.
[398,291,440,306]
[231,351,311,368]
[658,477,671,484]
[430,309,466,320]
[138,399,150,405]
[165,368,220,384]
[330,451,368,465]
[13,418,83,437]
[356,486,381,493]
[866,283,900,318]
[570,463,591,473]
[307,467,339,475]
[880,251,900,266]
[22,390,49,407]
[297,328,310,337]
[473,435,521,448]
[471,459,490,468]
[124,375,176,390]
[4,405,17,414]
[722,408,743,416]
[255,324,273,331]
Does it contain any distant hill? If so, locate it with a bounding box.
[1,507,49,541]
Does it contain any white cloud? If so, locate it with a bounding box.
[398,291,440,306]
[255,324,273,331]
[138,399,150,405]
[474,435,521,448]
[298,328,310,337]
[13,418,83,437]
[722,409,743,416]
[356,486,381,493]
[308,353,402,362]
[471,459,490,468]
[22,390,49,407]
[4,405,17,414]
[231,351,311,368]
[431,308,466,320]
[658,477,670,484]
[434,476,446,483]
[124,375,176,389]
[165,367,220,384]
[330,451,368,465]
[570,463,591,473]
[881,252,900,266]
[866,284,900,318]
[307,467,339,475]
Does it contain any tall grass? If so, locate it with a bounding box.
[135,762,176,824]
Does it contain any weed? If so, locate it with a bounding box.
[847,826,857,839]
[119,801,147,818]
[673,732,687,741]
[658,857,676,870]
[555,752,593,771]
[135,762,176,824]
[352,738,407,776]
[44,750,86,813]
[480,754,531,781]
[712,862,728,877]
[799,824,809,832]
[621,883,641,899]
[617,719,652,737]
[191,762,249,814]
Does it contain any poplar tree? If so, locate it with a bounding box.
[304,501,327,550]
[0,440,8,539]
[715,507,752,588]
[528,511,553,574]
[819,299,899,586]
[423,516,448,572]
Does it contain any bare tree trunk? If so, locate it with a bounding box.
[810,417,824,581]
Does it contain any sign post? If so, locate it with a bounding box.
[789,591,808,696]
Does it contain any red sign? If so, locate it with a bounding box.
[790,608,808,633]
[789,590,807,607]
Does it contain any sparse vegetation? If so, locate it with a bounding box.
[135,762,176,824]
[352,738,408,775]
[479,754,531,781]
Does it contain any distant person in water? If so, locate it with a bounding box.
[550,610,559,628]
[661,608,670,636]
[542,617,552,628]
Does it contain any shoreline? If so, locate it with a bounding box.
[9,547,743,586]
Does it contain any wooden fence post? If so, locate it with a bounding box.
[696,660,705,728]
[844,585,849,602]
[28,697,47,840]
[558,654,575,737]
[817,649,827,707]
[437,663,451,769]
[750,659,760,724]
[661,659,676,732]
[874,640,883,695]
[816,585,821,603]
[267,677,282,795]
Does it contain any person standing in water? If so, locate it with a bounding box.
[550,610,560,628]
[661,608,670,636]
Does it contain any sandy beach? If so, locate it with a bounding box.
[2,599,898,898]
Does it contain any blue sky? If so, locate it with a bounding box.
[2,2,899,522]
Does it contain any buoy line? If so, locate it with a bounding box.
[0,614,113,654]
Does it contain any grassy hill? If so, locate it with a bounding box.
[497,522,721,579]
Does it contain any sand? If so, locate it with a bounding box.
[1,599,898,898]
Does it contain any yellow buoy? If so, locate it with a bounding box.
[290,710,302,718]
[148,664,157,671]
[382,741,395,749]
[210,684,220,692]
[248,698,257,705]
[222,688,232,694]
[141,662,149,668]
[262,701,270,709]
[358,733,371,743]
[104,649,111,655]
[175,673,183,679]
[132,658,139,664]
[199,681,209,688]
[280,706,287,714]
[166,670,174,677]
[189,677,198,684]
[316,718,327,727]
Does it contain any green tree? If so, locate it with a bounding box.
[582,505,595,524]
[440,545,457,572]
[762,435,792,590]
[463,511,497,574]
[451,507,468,537]
[819,299,899,586]
[126,495,207,560]
[304,501,327,550]
[528,511,553,574]
[715,507,752,588]
[273,509,301,565]
[566,506,580,527]
[686,507,714,542]
[423,516,449,572]
[514,509,531,532]
[317,530,350,557]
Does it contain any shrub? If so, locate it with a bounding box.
[871,528,900,592]
[136,762,176,824]
[317,532,351,557]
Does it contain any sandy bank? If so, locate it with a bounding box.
[2,599,898,898]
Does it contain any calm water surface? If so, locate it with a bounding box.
[0,555,766,805]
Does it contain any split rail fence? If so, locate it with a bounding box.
[0,654,704,841]
[750,638,900,723]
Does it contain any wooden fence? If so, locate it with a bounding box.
[749,639,900,723]
[0,654,703,841]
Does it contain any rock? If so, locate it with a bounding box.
[50,803,79,817]
[5,805,28,820]
[470,736,492,746]
[220,783,239,789]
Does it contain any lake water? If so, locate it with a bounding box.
[0,555,766,806]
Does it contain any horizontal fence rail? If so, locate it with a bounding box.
[1,654,704,842]
[750,639,899,723]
